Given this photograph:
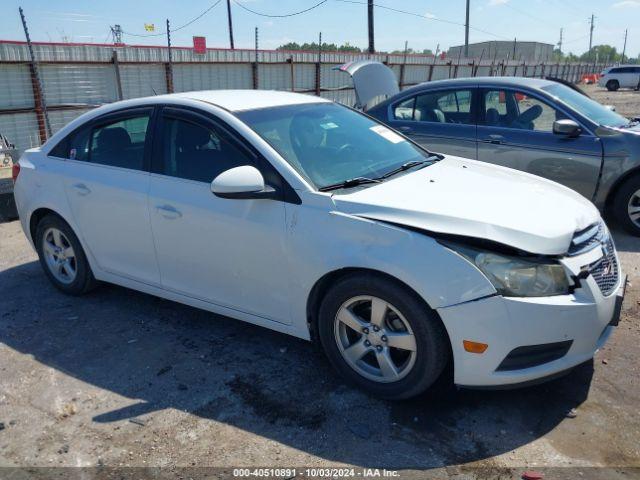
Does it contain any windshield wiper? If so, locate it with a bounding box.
[379,156,440,179]
[319,176,382,192]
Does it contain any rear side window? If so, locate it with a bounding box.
[393,97,416,120]
[393,90,473,124]
[414,90,473,124]
[161,116,254,183]
[89,115,150,170]
[50,127,91,161]
[49,110,151,171]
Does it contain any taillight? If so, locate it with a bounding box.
[11,161,20,183]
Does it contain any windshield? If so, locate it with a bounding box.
[236,103,434,189]
[542,83,628,128]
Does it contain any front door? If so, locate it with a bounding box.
[386,88,477,159]
[58,108,161,285]
[477,88,603,200]
[147,107,290,324]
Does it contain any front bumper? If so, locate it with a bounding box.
[437,248,626,387]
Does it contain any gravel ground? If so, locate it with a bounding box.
[582,83,640,118]
[0,85,639,479]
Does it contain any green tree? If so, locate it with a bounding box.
[580,44,621,63]
[276,42,361,53]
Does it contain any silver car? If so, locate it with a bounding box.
[340,62,640,235]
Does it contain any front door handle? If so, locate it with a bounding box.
[72,183,91,196]
[397,126,413,132]
[155,204,182,219]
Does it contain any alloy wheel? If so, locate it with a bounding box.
[42,227,77,284]
[334,295,417,383]
[629,188,640,229]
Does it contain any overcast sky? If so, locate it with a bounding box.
[4,0,639,58]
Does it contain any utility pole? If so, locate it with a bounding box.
[622,29,627,63]
[166,19,174,93]
[19,6,51,140]
[512,38,517,59]
[558,27,563,55]
[226,0,234,49]
[367,0,374,54]
[588,14,595,59]
[464,0,470,57]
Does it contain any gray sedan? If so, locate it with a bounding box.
[341,63,640,235]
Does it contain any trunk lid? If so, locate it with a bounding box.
[334,60,399,110]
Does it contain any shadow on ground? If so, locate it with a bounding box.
[0,259,594,469]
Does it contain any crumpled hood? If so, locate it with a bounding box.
[333,156,600,255]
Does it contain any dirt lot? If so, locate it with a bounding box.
[0,86,639,479]
[583,83,640,118]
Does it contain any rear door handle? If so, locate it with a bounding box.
[155,204,182,219]
[72,183,91,196]
[485,134,505,145]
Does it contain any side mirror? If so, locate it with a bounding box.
[553,119,582,138]
[211,165,277,200]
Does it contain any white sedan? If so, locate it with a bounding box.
[13,90,625,399]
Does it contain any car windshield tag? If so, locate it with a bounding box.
[370,125,405,144]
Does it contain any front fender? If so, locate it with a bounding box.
[284,193,495,334]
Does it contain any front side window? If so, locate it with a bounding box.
[237,102,437,189]
[89,115,150,170]
[542,83,628,128]
[161,116,253,183]
[482,90,566,132]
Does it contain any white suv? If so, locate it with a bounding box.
[13,90,626,399]
[599,65,640,91]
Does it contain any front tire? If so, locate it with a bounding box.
[317,273,449,399]
[612,174,640,236]
[606,80,620,91]
[35,214,97,295]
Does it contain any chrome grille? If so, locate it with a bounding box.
[569,222,605,256]
[586,236,619,296]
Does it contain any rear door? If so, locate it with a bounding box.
[617,67,636,88]
[385,88,478,159]
[54,107,160,285]
[477,87,603,199]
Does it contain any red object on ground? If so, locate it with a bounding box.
[193,36,206,54]
[581,74,600,84]
[522,471,544,480]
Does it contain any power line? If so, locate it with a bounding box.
[563,33,589,45]
[231,0,329,18]
[334,0,509,40]
[120,0,223,37]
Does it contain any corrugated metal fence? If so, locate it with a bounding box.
[0,40,608,155]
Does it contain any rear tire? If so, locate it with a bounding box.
[317,273,449,400]
[606,80,620,91]
[35,214,98,295]
[612,174,640,236]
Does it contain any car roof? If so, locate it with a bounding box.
[403,76,556,93]
[156,89,330,112]
[367,76,559,111]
